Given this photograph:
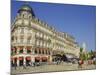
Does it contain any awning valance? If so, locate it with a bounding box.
[19,57,23,60]
[26,57,31,60]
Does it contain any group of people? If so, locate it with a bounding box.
[78,58,96,68]
[78,59,84,68]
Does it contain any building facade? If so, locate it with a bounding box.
[11,5,80,66]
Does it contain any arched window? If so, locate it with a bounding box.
[11,36,14,41]
[20,28,24,34]
[19,47,23,53]
[48,51,50,55]
[39,49,41,54]
[20,35,24,43]
[35,48,37,54]
[27,50,31,53]
[27,46,31,54]
[27,36,31,44]
[42,50,45,54]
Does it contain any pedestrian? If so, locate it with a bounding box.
[56,60,59,65]
[78,59,83,68]
[29,62,31,66]
[33,62,36,67]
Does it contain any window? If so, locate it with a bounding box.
[29,15,32,19]
[20,39,23,43]
[39,49,41,54]
[36,32,39,37]
[48,51,50,55]
[42,50,44,54]
[27,50,31,53]
[40,33,43,38]
[20,35,24,43]
[21,28,24,34]
[44,35,46,39]
[11,36,14,41]
[40,41,42,47]
[35,49,37,54]
[43,42,46,47]
[11,50,13,55]
[12,47,17,55]
[36,40,39,46]
[27,36,31,44]
[19,49,23,53]
[14,47,17,54]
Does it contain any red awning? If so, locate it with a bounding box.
[19,57,23,60]
[26,57,31,60]
[42,57,47,60]
[14,57,18,60]
[35,57,40,60]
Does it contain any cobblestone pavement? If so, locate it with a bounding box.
[11,63,96,75]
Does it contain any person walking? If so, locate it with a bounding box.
[78,59,83,68]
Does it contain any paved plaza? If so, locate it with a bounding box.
[11,63,96,75]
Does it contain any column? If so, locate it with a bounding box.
[12,58,14,66]
[23,46,26,54]
[17,46,19,54]
[23,57,26,66]
[31,56,35,66]
[17,57,19,67]
[44,50,46,55]
[32,47,35,55]
[31,46,32,54]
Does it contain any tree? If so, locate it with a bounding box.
[80,48,83,53]
[79,48,88,60]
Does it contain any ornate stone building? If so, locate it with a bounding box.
[11,5,80,66]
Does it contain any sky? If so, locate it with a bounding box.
[11,0,96,51]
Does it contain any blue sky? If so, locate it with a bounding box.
[11,0,96,51]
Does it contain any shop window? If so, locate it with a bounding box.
[20,35,24,43]
[27,36,31,44]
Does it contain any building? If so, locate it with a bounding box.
[11,5,80,66]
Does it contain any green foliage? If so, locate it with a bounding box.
[80,48,83,53]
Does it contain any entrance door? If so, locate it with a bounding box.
[35,57,40,62]
[19,57,23,66]
[26,57,31,66]
[14,58,17,66]
[41,57,47,62]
